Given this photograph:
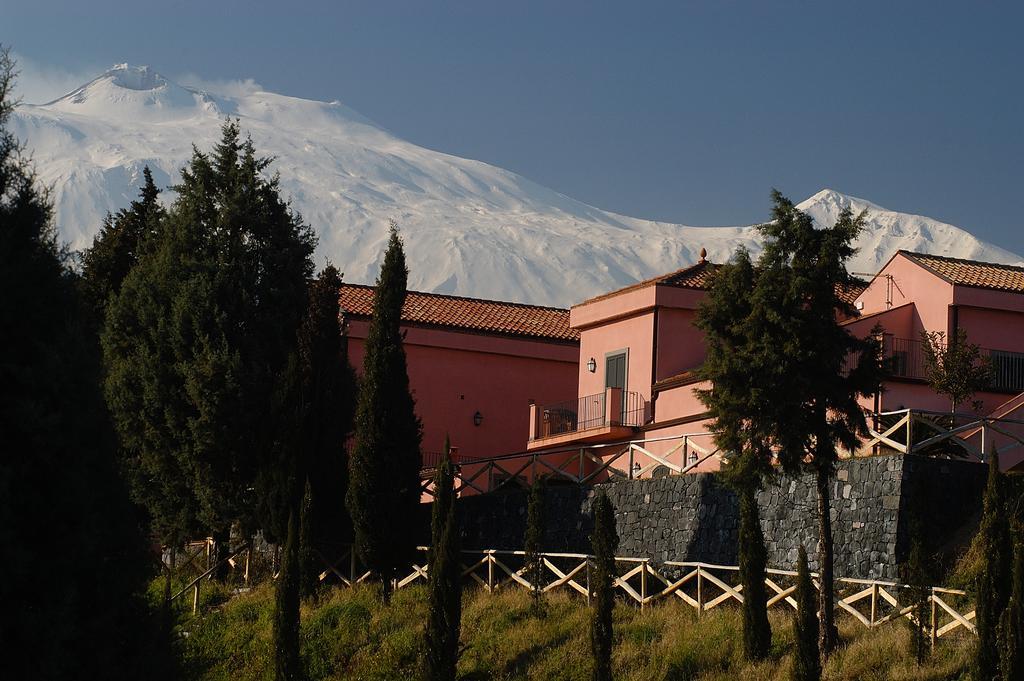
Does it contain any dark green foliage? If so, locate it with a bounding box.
[792,546,821,681]
[525,478,546,609]
[103,120,315,545]
[80,166,164,319]
[999,535,1024,681]
[0,47,170,680]
[900,488,931,665]
[258,265,357,593]
[346,222,423,602]
[737,483,771,660]
[590,491,618,681]
[708,191,884,659]
[976,449,1013,681]
[264,264,358,676]
[920,328,994,413]
[695,247,774,659]
[274,503,302,681]
[425,438,462,681]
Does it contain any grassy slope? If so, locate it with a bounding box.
[176,583,972,681]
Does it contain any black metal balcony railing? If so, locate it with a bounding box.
[534,390,646,440]
[882,336,1024,394]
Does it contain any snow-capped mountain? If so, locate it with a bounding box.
[11,64,1022,307]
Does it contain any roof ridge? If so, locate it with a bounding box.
[573,260,719,308]
[339,282,570,312]
[900,250,1024,274]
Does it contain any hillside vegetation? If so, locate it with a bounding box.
[174,583,972,681]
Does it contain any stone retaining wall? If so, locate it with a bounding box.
[452,454,986,580]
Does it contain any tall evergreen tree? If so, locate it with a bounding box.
[0,47,169,680]
[695,245,777,660]
[272,485,302,681]
[525,478,546,610]
[263,264,359,678]
[346,222,423,603]
[80,166,164,319]
[976,448,1012,681]
[755,191,885,660]
[590,491,618,681]
[791,546,821,681]
[999,535,1024,681]
[425,438,462,681]
[900,481,931,666]
[103,120,315,555]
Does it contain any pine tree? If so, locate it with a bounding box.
[999,534,1024,681]
[0,46,170,680]
[792,546,821,681]
[976,448,1012,680]
[103,120,315,556]
[590,491,618,681]
[346,222,423,603]
[80,166,164,319]
[425,438,462,681]
[525,478,546,610]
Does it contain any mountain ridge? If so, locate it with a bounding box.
[12,64,1021,307]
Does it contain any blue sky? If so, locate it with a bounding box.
[6,0,1023,253]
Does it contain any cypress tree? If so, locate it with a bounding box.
[590,491,618,681]
[755,191,885,660]
[273,489,302,681]
[425,437,462,681]
[976,448,1012,680]
[80,166,164,319]
[900,483,930,665]
[792,546,821,681]
[0,47,169,680]
[695,246,774,660]
[346,222,423,603]
[999,535,1024,681]
[737,477,771,659]
[525,478,546,610]
[103,121,315,557]
[264,264,358,677]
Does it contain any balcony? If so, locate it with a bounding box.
[527,388,645,450]
[881,336,1024,394]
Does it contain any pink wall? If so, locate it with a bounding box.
[856,254,953,335]
[956,306,1024,353]
[656,308,706,380]
[346,321,579,459]
[575,311,655,405]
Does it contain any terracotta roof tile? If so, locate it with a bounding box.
[339,284,579,343]
[575,260,720,307]
[902,251,1024,294]
[576,259,866,308]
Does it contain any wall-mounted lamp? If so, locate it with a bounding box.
[587,357,597,373]
[473,411,483,427]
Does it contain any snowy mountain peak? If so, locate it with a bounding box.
[44,64,216,121]
[10,65,1023,307]
[100,63,166,91]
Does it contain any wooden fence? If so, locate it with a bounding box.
[861,408,1024,462]
[421,431,723,498]
[313,546,976,645]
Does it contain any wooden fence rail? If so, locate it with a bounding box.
[322,548,975,645]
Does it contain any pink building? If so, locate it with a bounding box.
[339,284,580,465]
[525,250,1024,476]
